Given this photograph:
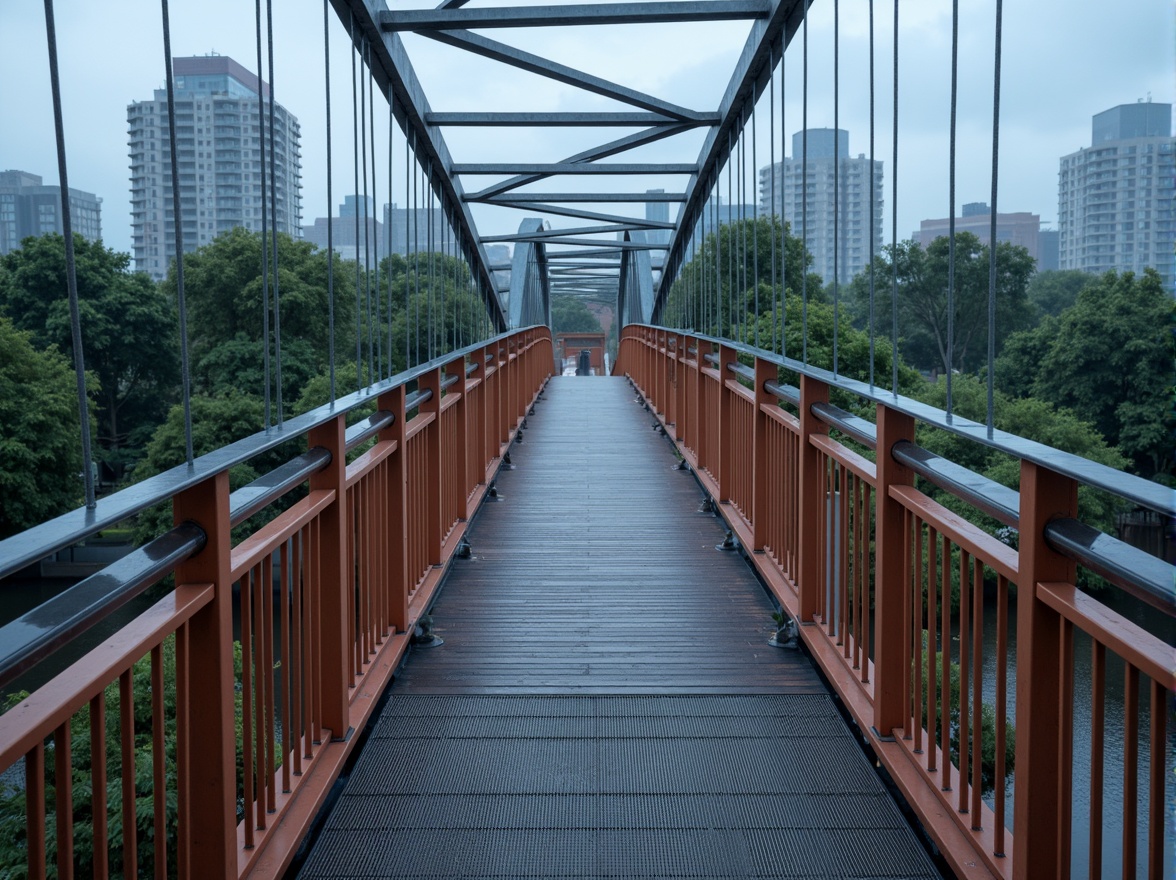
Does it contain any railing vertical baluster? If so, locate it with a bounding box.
[1148,678,1165,878]
[796,375,829,623]
[54,721,73,880]
[453,355,471,518]
[1014,461,1078,878]
[421,367,444,567]
[751,357,775,552]
[26,743,45,880]
[716,345,737,501]
[378,386,410,634]
[308,413,352,740]
[150,643,166,875]
[172,471,235,876]
[91,690,110,878]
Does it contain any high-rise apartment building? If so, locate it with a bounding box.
[758,129,883,286]
[1058,101,1174,291]
[383,203,450,257]
[0,170,102,255]
[303,196,383,267]
[128,55,302,280]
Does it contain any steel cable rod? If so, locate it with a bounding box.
[256,0,272,424]
[387,96,395,377]
[324,0,336,401]
[947,0,959,417]
[868,0,876,389]
[158,0,194,466]
[779,32,786,360]
[769,44,777,354]
[351,14,362,388]
[267,0,282,422]
[891,0,899,395]
[987,0,1004,434]
[801,3,809,364]
[832,0,840,376]
[360,39,373,385]
[752,102,759,349]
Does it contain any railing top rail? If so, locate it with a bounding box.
[632,324,1175,518]
[0,326,550,582]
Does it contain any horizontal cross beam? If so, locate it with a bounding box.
[380,2,770,31]
[426,111,718,127]
[474,192,687,203]
[453,162,698,175]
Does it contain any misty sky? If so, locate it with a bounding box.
[1,0,1171,262]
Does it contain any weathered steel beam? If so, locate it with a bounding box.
[381,2,770,31]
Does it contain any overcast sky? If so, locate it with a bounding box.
[1,0,1171,262]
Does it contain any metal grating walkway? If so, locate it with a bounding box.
[298,377,940,879]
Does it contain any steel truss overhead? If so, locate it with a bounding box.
[341,0,809,328]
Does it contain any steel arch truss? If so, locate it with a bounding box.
[343,0,810,330]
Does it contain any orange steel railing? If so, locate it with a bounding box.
[0,326,552,879]
[617,324,1175,880]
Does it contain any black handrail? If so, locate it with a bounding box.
[0,522,206,690]
[440,372,460,391]
[811,402,879,452]
[725,361,756,383]
[405,388,433,412]
[1044,518,1176,619]
[229,448,334,528]
[891,440,1019,528]
[764,380,800,407]
[344,412,395,454]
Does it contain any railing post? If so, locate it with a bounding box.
[452,355,471,510]
[1014,461,1078,878]
[873,401,916,736]
[695,339,711,473]
[378,386,409,633]
[308,413,352,737]
[672,335,685,441]
[476,345,491,482]
[751,356,775,551]
[173,472,236,877]
[716,344,738,501]
[796,375,829,622]
[421,366,444,567]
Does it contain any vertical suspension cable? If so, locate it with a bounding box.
[752,102,760,349]
[987,0,1004,434]
[388,97,395,377]
[413,147,420,366]
[780,33,787,360]
[266,0,282,421]
[324,0,335,402]
[366,42,377,382]
[801,4,809,364]
[404,128,411,368]
[891,0,900,395]
[361,41,374,384]
[350,17,362,388]
[43,0,97,501]
[868,0,876,388]
[427,166,435,361]
[947,0,959,417]
[158,0,193,467]
[727,132,733,337]
[256,0,272,423]
[739,119,747,344]
[832,0,840,376]
[770,45,777,354]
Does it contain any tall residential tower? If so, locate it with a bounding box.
[0,170,102,256]
[1057,101,1174,291]
[128,55,302,280]
[758,129,883,287]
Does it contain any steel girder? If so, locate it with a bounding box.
[507,218,552,329]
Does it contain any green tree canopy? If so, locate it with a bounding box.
[0,317,87,536]
[847,234,1036,376]
[551,295,603,334]
[1025,268,1094,319]
[0,234,177,480]
[997,268,1175,479]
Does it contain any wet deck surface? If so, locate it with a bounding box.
[299,377,939,879]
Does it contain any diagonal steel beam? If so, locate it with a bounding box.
[453,162,698,175]
[426,111,718,127]
[485,201,676,229]
[482,223,649,242]
[467,123,696,200]
[416,29,705,120]
[381,2,770,30]
[543,238,666,250]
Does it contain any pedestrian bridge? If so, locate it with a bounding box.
[1,0,1173,878]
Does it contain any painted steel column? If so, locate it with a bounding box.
[796,375,829,622]
[716,344,738,501]
[173,471,235,877]
[421,367,444,566]
[873,402,916,736]
[377,386,410,633]
[307,414,351,737]
[751,357,776,550]
[1013,461,1078,878]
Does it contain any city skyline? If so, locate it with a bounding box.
[1,0,1171,278]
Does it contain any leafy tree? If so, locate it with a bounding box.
[662,216,821,338]
[0,317,87,537]
[0,234,177,481]
[1014,268,1174,480]
[550,295,602,334]
[1026,268,1094,319]
[847,234,1036,376]
[167,228,356,403]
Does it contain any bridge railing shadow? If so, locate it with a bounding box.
[617,324,1174,880]
[0,327,552,878]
